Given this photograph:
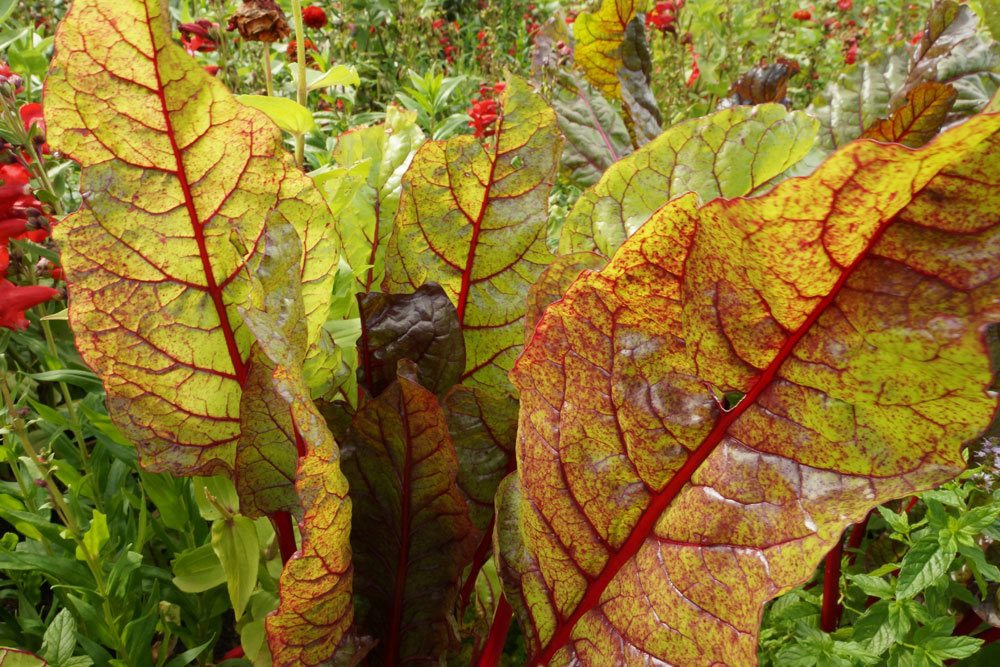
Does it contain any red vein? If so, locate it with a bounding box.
[384,393,415,666]
[144,7,247,385]
[456,121,505,324]
[530,218,895,664]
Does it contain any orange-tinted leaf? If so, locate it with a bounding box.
[383,76,561,395]
[46,0,336,475]
[864,82,957,147]
[573,0,647,103]
[524,252,606,342]
[498,112,1000,664]
[341,361,478,664]
[357,283,464,396]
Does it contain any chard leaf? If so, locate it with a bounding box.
[383,76,562,395]
[863,82,957,147]
[559,104,818,257]
[340,361,478,664]
[553,74,633,188]
[618,17,661,147]
[573,0,646,103]
[357,283,464,397]
[497,111,1000,664]
[524,252,606,342]
[46,0,337,475]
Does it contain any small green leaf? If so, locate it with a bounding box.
[896,537,954,599]
[877,506,910,535]
[924,636,984,660]
[298,64,360,91]
[211,515,260,621]
[172,543,226,593]
[236,95,316,134]
[75,511,109,562]
[40,608,78,666]
[850,574,894,599]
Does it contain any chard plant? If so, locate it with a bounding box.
[0,0,998,665]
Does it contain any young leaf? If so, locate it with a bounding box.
[573,0,646,103]
[559,104,818,256]
[235,95,317,134]
[171,543,226,593]
[74,511,108,562]
[357,284,464,396]
[340,361,478,664]
[553,74,633,188]
[896,537,954,599]
[45,0,337,475]
[864,82,958,147]
[211,514,259,621]
[324,106,425,293]
[497,112,1000,664]
[40,609,77,667]
[383,76,562,395]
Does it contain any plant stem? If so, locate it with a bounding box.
[476,595,513,667]
[845,509,873,566]
[263,46,273,96]
[290,0,307,167]
[820,537,845,632]
[272,510,297,563]
[40,320,96,479]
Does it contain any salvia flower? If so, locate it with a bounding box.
[302,5,328,30]
[0,279,59,330]
[646,2,678,33]
[467,83,506,138]
[179,20,220,54]
[844,39,858,64]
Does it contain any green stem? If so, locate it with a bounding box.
[290,0,307,167]
[263,46,273,96]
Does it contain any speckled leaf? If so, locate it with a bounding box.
[341,361,479,665]
[893,0,1000,121]
[618,17,661,147]
[357,283,464,396]
[322,107,425,294]
[524,252,606,342]
[864,82,957,147]
[553,74,633,188]
[45,0,336,475]
[498,111,1000,665]
[574,0,647,103]
[383,76,562,395]
[559,104,818,257]
[0,649,44,667]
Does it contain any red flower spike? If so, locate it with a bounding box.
[844,40,858,64]
[792,9,812,20]
[301,5,327,29]
[0,279,59,330]
[178,20,219,54]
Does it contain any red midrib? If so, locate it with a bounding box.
[530,221,894,664]
[144,10,247,385]
[456,124,504,324]
[384,394,415,665]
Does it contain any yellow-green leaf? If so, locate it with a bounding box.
[211,514,259,621]
[75,510,108,562]
[574,0,648,103]
[236,95,317,134]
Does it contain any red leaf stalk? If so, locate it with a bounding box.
[476,595,513,667]
[273,510,297,563]
[820,537,845,632]
[845,509,873,566]
[459,516,496,613]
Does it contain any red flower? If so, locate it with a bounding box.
[285,39,318,60]
[432,18,445,31]
[468,98,499,137]
[0,164,31,213]
[844,40,858,64]
[0,279,59,330]
[909,30,924,45]
[837,0,853,10]
[792,9,811,20]
[179,20,219,54]
[646,2,678,33]
[686,44,700,87]
[203,65,220,76]
[302,5,328,29]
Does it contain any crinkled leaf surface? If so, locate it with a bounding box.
[498,113,1000,665]
[46,0,336,475]
[618,17,661,147]
[573,0,646,103]
[553,74,633,188]
[324,107,425,294]
[383,76,561,395]
[357,283,464,396]
[863,82,957,148]
[340,361,478,664]
[559,104,818,257]
[808,49,909,152]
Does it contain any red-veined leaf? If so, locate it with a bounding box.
[573,0,647,103]
[45,0,337,475]
[340,361,478,664]
[498,111,1000,665]
[864,82,957,147]
[524,252,606,341]
[383,76,562,395]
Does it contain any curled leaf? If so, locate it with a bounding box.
[863,81,957,147]
[574,0,647,103]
